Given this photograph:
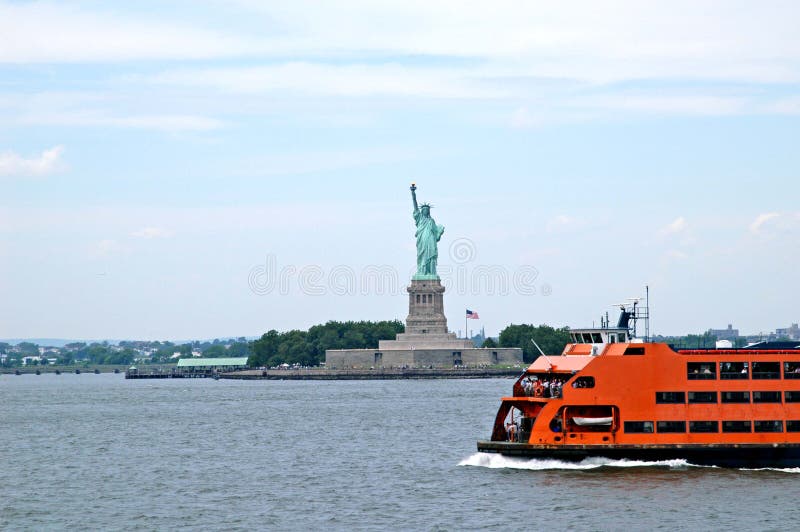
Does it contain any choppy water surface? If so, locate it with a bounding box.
[2,375,799,530]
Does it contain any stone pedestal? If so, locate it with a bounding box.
[326,274,523,368]
[378,278,473,350]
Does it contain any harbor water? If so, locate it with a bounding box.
[2,374,799,530]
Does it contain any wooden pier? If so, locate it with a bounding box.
[124,368,217,379]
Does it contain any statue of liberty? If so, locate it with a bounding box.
[410,184,444,279]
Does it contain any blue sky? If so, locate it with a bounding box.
[1,1,799,340]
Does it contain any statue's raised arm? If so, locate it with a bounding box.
[410,183,419,213]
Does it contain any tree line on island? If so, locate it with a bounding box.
[247,321,571,367]
[4,322,754,369]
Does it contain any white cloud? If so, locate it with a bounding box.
[146,63,503,99]
[131,227,173,239]
[661,217,688,235]
[3,1,800,88]
[763,97,800,115]
[230,0,800,84]
[749,213,780,234]
[0,3,260,63]
[0,145,64,177]
[582,95,746,116]
[19,111,223,132]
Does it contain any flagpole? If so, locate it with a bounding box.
[465,310,468,344]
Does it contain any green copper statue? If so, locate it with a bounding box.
[410,184,444,279]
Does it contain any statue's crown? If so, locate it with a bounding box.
[420,202,432,209]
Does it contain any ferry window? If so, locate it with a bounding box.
[657,421,686,433]
[572,376,595,388]
[655,392,685,404]
[688,391,717,404]
[754,420,783,433]
[752,391,781,403]
[591,333,603,343]
[722,421,752,433]
[787,421,800,432]
[721,391,750,403]
[689,421,719,433]
[784,362,800,379]
[618,333,627,342]
[624,347,645,355]
[720,362,748,379]
[608,334,616,344]
[571,334,581,343]
[687,362,716,380]
[752,362,780,379]
[582,333,594,343]
[624,421,654,433]
[785,391,800,403]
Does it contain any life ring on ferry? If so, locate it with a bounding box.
[534,383,543,397]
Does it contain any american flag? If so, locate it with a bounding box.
[466,309,479,319]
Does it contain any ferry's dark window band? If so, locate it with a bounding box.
[722,421,752,433]
[660,390,800,404]
[623,346,645,355]
[655,391,685,404]
[753,391,782,403]
[752,362,781,379]
[720,361,748,379]
[754,420,783,433]
[785,362,800,379]
[689,420,719,433]
[686,361,792,380]
[688,391,717,403]
[657,421,686,433]
[721,391,750,403]
[624,420,800,434]
[687,362,716,380]
[623,421,654,433]
[786,391,800,403]
[571,376,595,388]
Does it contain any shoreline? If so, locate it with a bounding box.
[221,367,522,380]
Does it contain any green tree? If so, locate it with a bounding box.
[499,324,571,363]
[249,330,281,367]
[481,337,498,348]
[104,349,135,365]
[227,342,251,358]
[248,320,404,367]
[203,344,227,358]
[17,342,39,355]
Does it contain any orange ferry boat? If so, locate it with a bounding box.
[477,301,800,467]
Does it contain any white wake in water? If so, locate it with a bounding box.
[458,452,697,470]
[739,467,800,474]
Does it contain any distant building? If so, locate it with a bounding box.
[776,323,800,340]
[707,324,739,341]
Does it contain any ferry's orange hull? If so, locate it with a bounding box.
[480,342,800,467]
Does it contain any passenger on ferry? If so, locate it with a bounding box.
[506,421,518,442]
[521,377,533,396]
